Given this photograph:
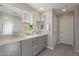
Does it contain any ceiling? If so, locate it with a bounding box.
[26,3,79,15]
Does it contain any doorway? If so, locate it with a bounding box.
[58,13,73,46]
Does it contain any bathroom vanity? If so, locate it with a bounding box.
[0,33,47,56]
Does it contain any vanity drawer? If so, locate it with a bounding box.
[33,37,38,40]
[32,44,39,51]
[32,37,39,46]
[32,46,40,56]
[32,40,39,45]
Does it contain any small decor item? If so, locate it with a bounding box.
[26,24,33,35]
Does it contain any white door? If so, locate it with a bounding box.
[59,14,73,45]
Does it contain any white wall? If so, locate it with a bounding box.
[74,5,79,51]
[41,10,53,49]
[41,9,58,49]
[53,11,59,45]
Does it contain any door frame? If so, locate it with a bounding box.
[58,12,74,46]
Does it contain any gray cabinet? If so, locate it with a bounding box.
[0,42,20,56]
[39,36,44,51]
[32,35,47,56]
[21,39,32,56]
[42,35,47,48]
[39,35,47,51]
[0,35,47,56]
[32,37,39,56]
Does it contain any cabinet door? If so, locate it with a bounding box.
[0,42,20,56]
[39,37,43,51]
[32,35,47,56]
[39,35,47,51]
[22,39,32,56]
[39,36,44,51]
[43,35,47,48]
[32,37,39,56]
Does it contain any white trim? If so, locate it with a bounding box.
[47,46,55,50]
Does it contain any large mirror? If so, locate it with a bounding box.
[0,4,23,35]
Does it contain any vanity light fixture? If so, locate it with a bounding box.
[62,8,66,12]
[40,8,43,10]
[62,4,67,12]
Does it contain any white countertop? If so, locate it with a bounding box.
[0,33,47,45]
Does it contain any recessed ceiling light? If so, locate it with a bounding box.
[40,8,43,10]
[62,9,66,12]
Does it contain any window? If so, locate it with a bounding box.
[23,11,33,24]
